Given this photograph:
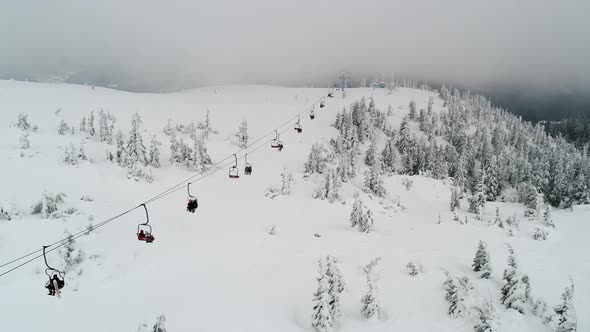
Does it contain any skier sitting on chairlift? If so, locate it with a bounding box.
[45,274,64,296]
[187,198,198,213]
[138,229,154,243]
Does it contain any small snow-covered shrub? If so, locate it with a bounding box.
[58,120,70,135]
[19,133,31,149]
[0,202,22,221]
[401,177,413,190]
[15,113,37,131]
[406,262,419,276]
[80,196,94,202]
[533,228,548,241]
[31,192,67,218]
[60,232,85,272]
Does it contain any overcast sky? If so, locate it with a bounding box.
[1,0,589,92]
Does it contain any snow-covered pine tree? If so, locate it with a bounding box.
[98,109,109,142]
[409,100,417,120]
[236,118,248,148]
[311,259,333,332]
[58,119,69,135]
[78,139,87,160]
[64,143,78,165]
[381,136,396,173]
[350,191,364,228]
[543,205,555,228]
[79,117,87,132]
[190,136,207,172]
[501,245,526,313]
[304,143,328,175]
[20,133,30,149]
[169,131,181,165]
[203,109,213,139]
[484,157,501,201]
[397,117,412,154]
[280,167,294,195]
[365,138,379,167]
[163,119,173,136]
[115,130,126,165]
[361,259,382,320]
[534,227,548,240]
[472,241,492,279]
[364,161,386,197]
[469,169,486,215]
[152,314,167,332]
[148,135,161,168]
[474,300,499,332]
[362,209,374,233]
[88,111,96,136]
[325,255,344,321]
[125,113,148,167]
[450,187,460,211]
[427,96,434,113]
[443,271,464,318]
[552,278,577,332]
[60,232,84,272]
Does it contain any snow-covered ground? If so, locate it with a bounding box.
[0,80,587,331]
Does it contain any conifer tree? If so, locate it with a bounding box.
[501,245,526,313]
[148,135,161,168]
[98,109,109,142]
[191,136,211,172]
[552,278,577,332]
[88,111,96,136]
[311,259,333,332]
[58,120,69,135]
[397,117,412,154]
[361,259,382,320]
[64,143,78,165]
[169,131,181,165]
[474,300,499,332]
[163,118,173,136]
[365,138,377,167]
[115,130,126,165]
[280,167,294,195]
[80,117,87,132]
[304,143,328,175]
[450,188,460,211]
[349,191,366,228]
[364,161,386,197]
[543,206,555,228]
[325,255,344,321]
[409,100,417,120]
[381,137,397,173]
[362,209,374,233]
[236,118,248,148]
[472,241,492,279]
[469,169,486,215]
[125,113,148,166]
[203,109,212,139]
[443,271,464,318]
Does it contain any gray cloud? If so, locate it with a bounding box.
[1,0,589,92]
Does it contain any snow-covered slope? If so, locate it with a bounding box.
[0,80,587,332]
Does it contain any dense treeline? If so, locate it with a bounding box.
[544,113,590,148]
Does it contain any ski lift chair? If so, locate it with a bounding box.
[43,246,65,296]
[187,183,198,213]
[229,154,240,178]
[244,154,252,175]
[137,204,155,243]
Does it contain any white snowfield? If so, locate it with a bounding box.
[0,80,587,332]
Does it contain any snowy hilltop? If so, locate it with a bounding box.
[0,79,586,332]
